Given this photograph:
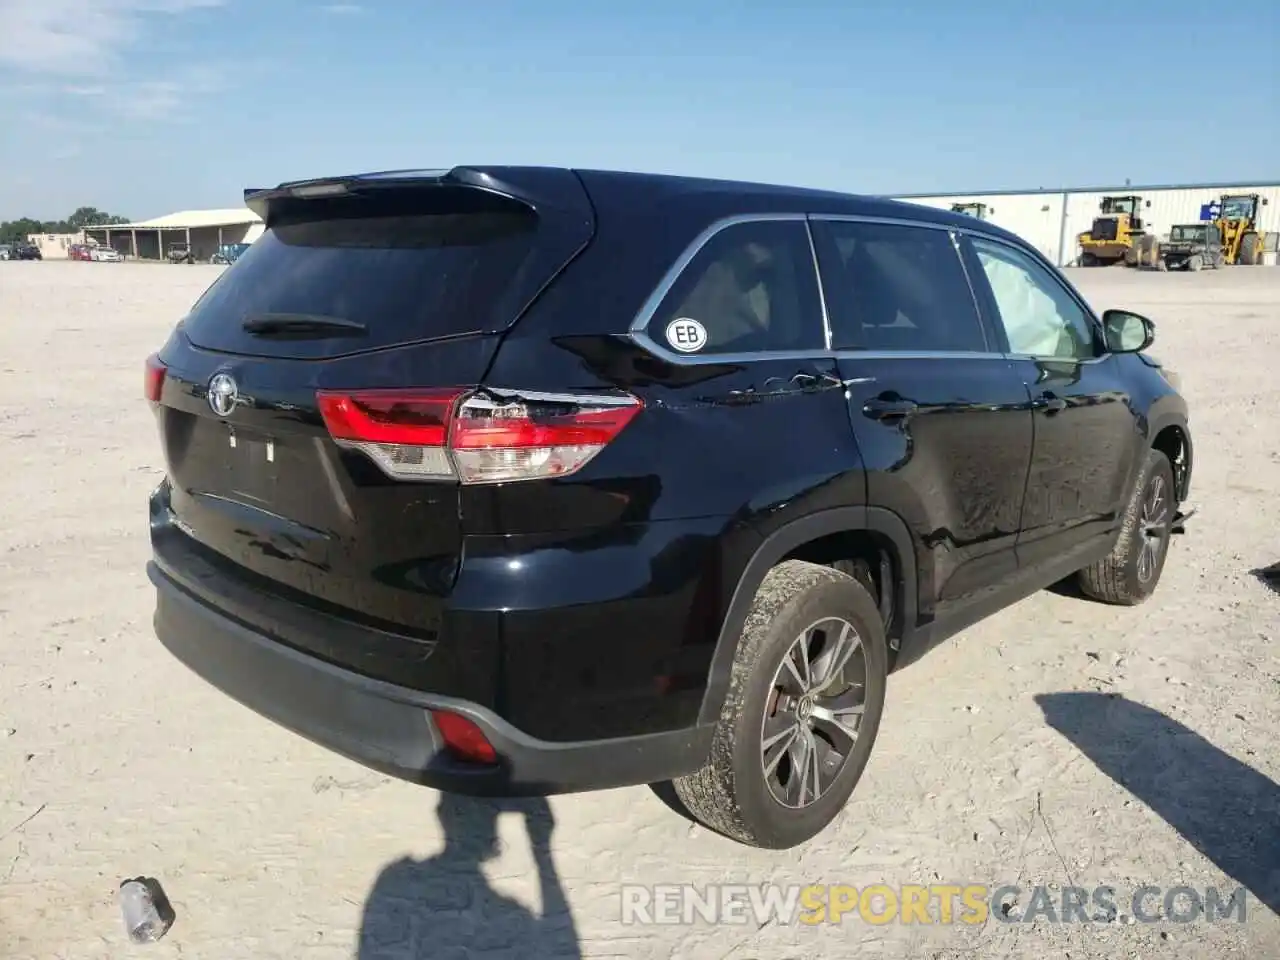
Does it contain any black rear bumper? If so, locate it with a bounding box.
[149,561,712,796]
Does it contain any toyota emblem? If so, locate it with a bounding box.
[207,373,239,417]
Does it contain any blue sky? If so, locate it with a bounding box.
[1,0,1277,221]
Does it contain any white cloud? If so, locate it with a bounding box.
[101,65,225,120]
[0,0,224,76]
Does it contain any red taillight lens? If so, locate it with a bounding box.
[316,387,642,484]
[452,394,641,449]
[431,710,497,765]
[450,390,642,484]
[316,389,462,445]
[144,354,167,403]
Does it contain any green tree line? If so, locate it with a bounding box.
[0,207,131,243]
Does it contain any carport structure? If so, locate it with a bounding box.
[82,208,264,262]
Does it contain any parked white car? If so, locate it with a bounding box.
[90,247,123,262]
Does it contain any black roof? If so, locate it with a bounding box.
[248,164,1031,251]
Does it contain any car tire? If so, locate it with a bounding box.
[671,560,888,849]
[1188,254,1202,272]
[1077,448,1176,605]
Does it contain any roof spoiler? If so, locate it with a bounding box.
[243,166,593,225]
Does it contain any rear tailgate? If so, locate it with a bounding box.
[150,168,595,635]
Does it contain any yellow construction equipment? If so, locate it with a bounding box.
[950,202,991,220]
[1209,194,1267,264]
[1077,195,1147,266]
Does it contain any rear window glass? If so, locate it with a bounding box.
[182,191,541,352]
[646,219,825,356]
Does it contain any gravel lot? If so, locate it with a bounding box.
[1,260,1277,960]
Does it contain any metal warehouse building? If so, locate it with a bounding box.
[890,181,1280,267]
[82,208,264,262]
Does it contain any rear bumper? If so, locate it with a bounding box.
[149,560,713,795]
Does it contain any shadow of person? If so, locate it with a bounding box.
[1036,692,1280,916]
[357,792,582,959]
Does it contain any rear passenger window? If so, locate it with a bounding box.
[646,219,825,356]
[817,220,989,353]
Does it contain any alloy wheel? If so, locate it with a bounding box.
[1137,473,1170,583]
[760,617,867,809]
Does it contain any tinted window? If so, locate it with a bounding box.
[647,219,825,356]
[970,237,1097,360]
[819,221,988,352]
[181,190,546,358]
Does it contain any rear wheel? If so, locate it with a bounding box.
[1077,448,1175,605]
[672,561,887,849]
[1081,252,1098,267]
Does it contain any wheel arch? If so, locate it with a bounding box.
[1148,413,1192,502]
[696,506,918,725]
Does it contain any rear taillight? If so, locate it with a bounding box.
[316,388,642,484]
[144,354,167,403]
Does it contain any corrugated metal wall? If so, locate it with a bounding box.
[896,193,1067,264]
[893,183,1280,266]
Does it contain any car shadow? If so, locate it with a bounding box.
[647,780,698,825]
[357,792,582,959]
[1044,575,1087,599]
[1251,561,1280,596]
[1035,693,1280,916]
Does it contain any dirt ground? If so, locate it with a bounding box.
[1,260,1277,960]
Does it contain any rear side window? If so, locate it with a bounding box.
[816,220,989,353]
[181,190,549,359]
[644,219,825,356]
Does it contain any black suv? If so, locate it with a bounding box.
[144,167,1193,850]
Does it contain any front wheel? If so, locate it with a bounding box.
[1077,448,1176,605]
[1240,233,1261,266]
[671,561,888,849]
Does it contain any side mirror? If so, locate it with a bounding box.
[1102,309,1154,353]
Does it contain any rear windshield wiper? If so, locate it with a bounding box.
[242,313,368,337]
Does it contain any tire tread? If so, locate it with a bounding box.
[673,560,884,847]
[1077,448,1173,605]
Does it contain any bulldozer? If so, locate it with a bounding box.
[950,202,991,219]
[1209,193,1267,264]
[1077,195,1147,266]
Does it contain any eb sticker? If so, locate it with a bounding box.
[666,317,708,353]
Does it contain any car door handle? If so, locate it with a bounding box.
[1033,392,1068,414]
[863,397,919,420]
